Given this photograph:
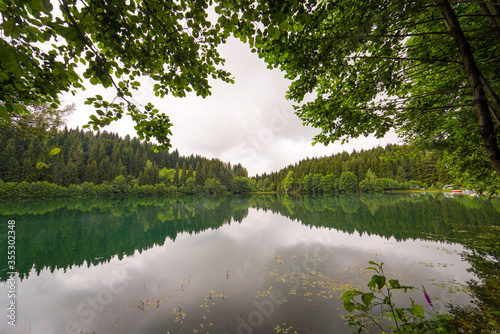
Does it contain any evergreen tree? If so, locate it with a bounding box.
[194,162,204,186]
[0,139,19,182]
[395,166,407,184]
[360,169,377,192]
[312,174,322,193]
[181,161,187,185]
[302,174,312,193]
[281,171,296,193]
[98,157,114,183]
[173,162,180,188]
[84,160,99,184]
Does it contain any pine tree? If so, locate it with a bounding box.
[181,161,187,185]
[99,157,113,183]
[194,162,203,186]
[395,166,407,183]
[173,162,180,187]
[0,139,19,182]
[84,160,99,183]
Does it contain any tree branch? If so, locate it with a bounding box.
[478,1,500,42]
[479,75,500,125]
[345,55,461,64]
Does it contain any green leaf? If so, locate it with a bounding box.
[36,162,49,170]
[0,45,20,72]
[49,148,61,155]
[0,105,11,122]
[30,0,46,13]
[438,314,455,320]
[409,304,425,318]
[2,20,15,37]
[389,279,402,289]
[361,293,375,306]
[368,275,386,290]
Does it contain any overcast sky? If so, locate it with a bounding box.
[63,38,399,176]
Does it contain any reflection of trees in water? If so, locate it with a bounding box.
[1,194,499,282]
[449,229,500,331]
[1,193,499,329]
[0,196,249,281]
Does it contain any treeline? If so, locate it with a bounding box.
[0,127,251,197]
[253,144,453,193]
[0,126,460,198]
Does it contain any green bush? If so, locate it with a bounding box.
[339,172,358,193]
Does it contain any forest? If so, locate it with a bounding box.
[254,144,455,193]
[0,126,248,197]
[0,126,467,198]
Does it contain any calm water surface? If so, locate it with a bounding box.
[1,194,499,333]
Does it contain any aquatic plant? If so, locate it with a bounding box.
[341,261,455,333]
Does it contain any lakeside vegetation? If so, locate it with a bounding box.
[0,127,484,198]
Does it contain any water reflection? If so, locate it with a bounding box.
[0,194,499,333]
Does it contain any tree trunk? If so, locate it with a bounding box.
[478,2,500,42]
[434,0,500,178]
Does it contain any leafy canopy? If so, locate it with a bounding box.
[2,0,500,187]
[231,0,500,184]
[0,0,241,150]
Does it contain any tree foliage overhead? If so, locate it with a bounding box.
[0,0,238,149]
[2,0,500,186]
[229,0,500,181]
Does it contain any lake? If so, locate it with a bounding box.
[1,193,499,333]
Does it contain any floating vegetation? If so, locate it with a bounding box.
[274,254,284,264]
[203,288,237,304]
[170,305,187,323]
[432,279,470,294]
[116,250,469,333]
[127,297,167,311]
[274,322,298,333]
[411,261,455,268]
[109,318,121,326]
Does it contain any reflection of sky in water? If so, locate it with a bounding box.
[1,208,474,334]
